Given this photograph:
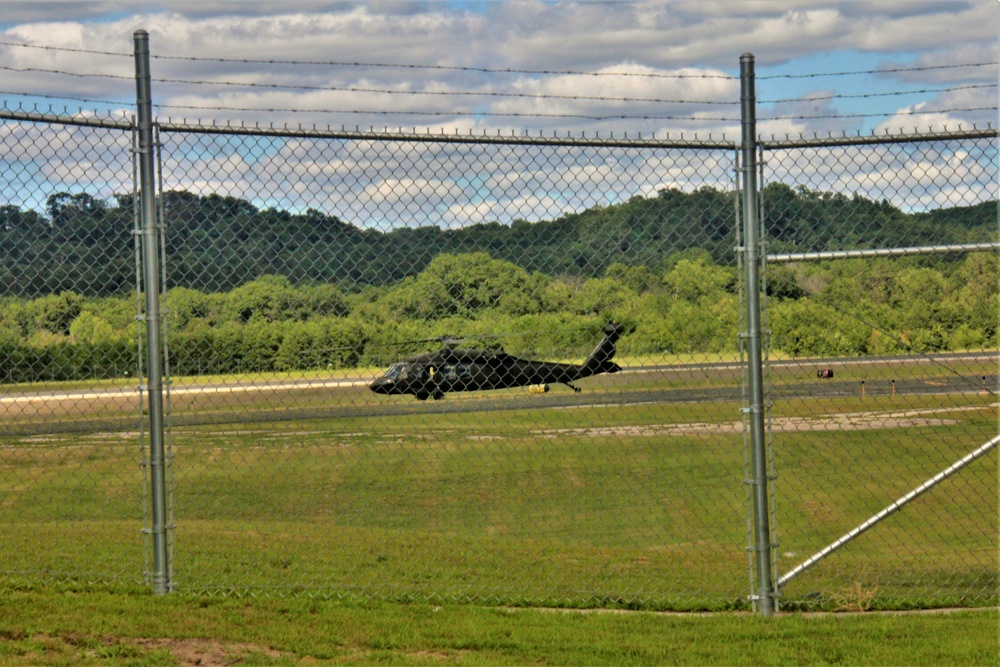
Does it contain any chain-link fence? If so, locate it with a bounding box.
[759,131,998,610]
[151,125,748,607]
[0,109,148,587]
[0,101,995,607]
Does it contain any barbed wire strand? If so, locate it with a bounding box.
[149,55,736,80]
[0,64,996,110]
[758,61,1000,80]
[0,88,995,123]
[139,101,1000,122]
[763,83,998,104]
[148,57,1000,81]
[0,38,996,81]
[0,40,130,58]
[0,39,731,79]
[0,65,738,106]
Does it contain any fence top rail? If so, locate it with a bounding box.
[0,106,133,130]
[768,242,1000,263]
[759,125,997,149]
[154,118,738,150]
[2,103,992,151]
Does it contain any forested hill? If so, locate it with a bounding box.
[0,184,994,298]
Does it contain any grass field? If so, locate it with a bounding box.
[0,591,997,666]
[0,353,996,613]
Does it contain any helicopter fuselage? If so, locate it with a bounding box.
[369,323,623,400]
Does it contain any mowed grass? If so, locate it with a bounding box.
[0,590,996,666]
[0,351,996,611]
[158,402,755,608]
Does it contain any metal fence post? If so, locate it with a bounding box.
[739,52,775,616]
[134,29,171,595]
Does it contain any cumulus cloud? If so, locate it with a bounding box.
[0,1,994,133]
[0,1,994,227]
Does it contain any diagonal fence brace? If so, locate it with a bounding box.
[777,433,1000,588]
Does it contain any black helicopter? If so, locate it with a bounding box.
[369,322,624,400]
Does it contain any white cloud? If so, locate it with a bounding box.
[0,1,995,135]
[0,1,994,229]
[845,1,997,52]
[877,108,949,134]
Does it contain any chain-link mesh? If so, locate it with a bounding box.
[0,108,146,587]
[761,132,998,610]
[1,102,995,610]
[154,127,748,607]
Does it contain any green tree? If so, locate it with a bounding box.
[28,291,85,336]
[950,252,998,348]
[0,204,47,241]
[300,283,351,319]
[275,317,364,371]
[890,266,953,352]
[769,299,869,357]
[166,286,216,331]
[569,276,638,320]
[383,252,544,319]
[221,275,305,323]
[662,256,735,303]
[604,262,657,293]
[766,265,806,300]
[69,311,116,345]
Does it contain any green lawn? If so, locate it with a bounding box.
[0,591,995,666]
[0,354,996,611]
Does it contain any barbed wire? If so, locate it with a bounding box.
[156,77,732,105]
[145,56,1000,83]
[1,63,995,112]
[0,39,732,80]
[0,39,996,126]
[149,54,736,80]
[0,40,130,58]
[143,101,1000,123]
[0,86,995,124]
[0,89,725,121]
[1,38,996,81]
[758,61,999,80]
[762,84,998,105]
[156,102,719,122]
[0,65,737,106]
[760,106,998,122]
[0,65,132,81]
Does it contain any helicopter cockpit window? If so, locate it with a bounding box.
[385,363,410,380]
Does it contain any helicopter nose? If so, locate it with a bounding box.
[369,378,393,394]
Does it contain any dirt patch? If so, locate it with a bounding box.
[532,417,958,439]
[127,637,285,666]
[530,405,988,439]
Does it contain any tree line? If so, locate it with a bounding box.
[0,248,994,383]
[0,184,994,382]
[0,184,994,299]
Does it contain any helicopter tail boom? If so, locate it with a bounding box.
[578,322,623,378]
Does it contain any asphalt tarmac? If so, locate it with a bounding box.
[2,353,994,433]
